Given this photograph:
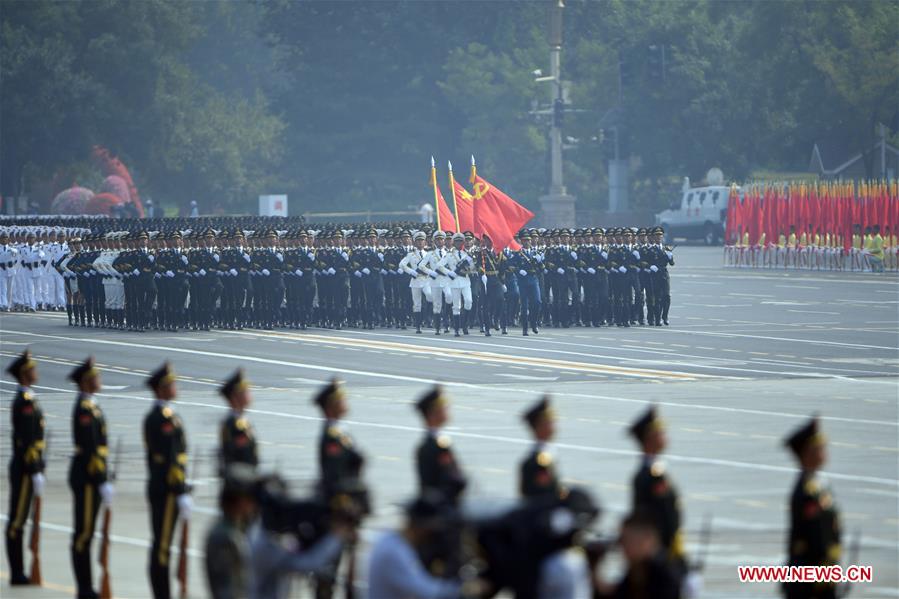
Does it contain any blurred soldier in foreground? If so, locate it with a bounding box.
[205,465,259,599]
[414,386,467,505]
[519,396,562,499]
[782,416,841,599]
[143,362,191,599]
[4,350,45,586]
[597,511,681,599]
[218,369,258,473]
[68,357,113,599]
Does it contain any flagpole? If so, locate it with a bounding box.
[448,161,461,233]
[430,156,441,230]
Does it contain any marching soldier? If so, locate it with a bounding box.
[782,416,841,599]
[414,386,467,505]
[4,350,45,586]
[218,369,258,473]
[68,357,113,599]
[478,233,506,336]
[628,406,687,578]
[507,231,541,336]
[436,232,474,336]
[398,231,433,334]
[143,362,191,599]
[519,396,562,500]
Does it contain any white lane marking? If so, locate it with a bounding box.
[496,374,558,381]
[671,329,896,351]
[3,331,895,428]
[787,310,841,315]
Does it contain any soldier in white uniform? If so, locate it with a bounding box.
[94,232,125,328]
[0,230,18,311]
[398,231,434,334]
[437,232,474,336]
[20,232,42,312]
[45,230,68,310]
[424,231,451,335]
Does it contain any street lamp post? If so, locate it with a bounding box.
[538,0,577,228]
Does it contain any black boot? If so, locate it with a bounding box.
[415,312,422,334]
[462,311,469,335]
[434,313,441,335]
[522,313,529,336]
[453,315,461,337]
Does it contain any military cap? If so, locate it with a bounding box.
[415,385,447,415]
[432,230,446,240]
[451,232,465,242]
[463,230,474,238]
[146,362,176,390]
[220,368,249,399]
[69,356,99,384]
[629,405,664,442]
[413,231,426,241]
[402,230,414,238]
[559,229,572,236]
[6,349,36,379]
[518,230,532,239]
[313,377,345,409]
[784,416,825,457]
[653,226,664,235]
[266,229,278,238]
[523,395,555,428]
[204,228,216,237]
[170,231,182,240]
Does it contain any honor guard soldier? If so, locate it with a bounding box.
[4,350,45,586]
[313,378,366,599]
[68,357,113,599]
[782,416,841,599]
[218,369,258,473]
[507,231,542,336]
[628,407,687,578]
[519,396,562,499]
[143,362,191,599]
[414,386,467,505]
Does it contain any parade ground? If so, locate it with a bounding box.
[1,246,897,598]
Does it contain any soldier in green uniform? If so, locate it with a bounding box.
[68,357,113,599]
[628,406,687,578]
[143,362,191,599]
[519,396,562,499]
[414,386,467,505]
[782,416,841,599]
[218,369,258,473]
[4,350,45,586]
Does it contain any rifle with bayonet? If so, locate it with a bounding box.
[177,450,194,599]
[29,431,50,585]
[99,438,123,599]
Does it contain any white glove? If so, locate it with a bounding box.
[481,274,488,286]
[587,267,596,274]
[215,270,223,276]
[295,269,302,276]
[666,251,673,259]
[99,482,115,506]
[177,494,193,521]
[448,271,457,279]
[165,270,174,278]
[570,251,578,259]
[31,473,46,497]
[148,255,155,263]
[556,268,565,275]
[262,268,270,276]
[132,268,139,276]
[519,269,527,277]
[632,250,640,259]
[340,252,349,261]
[380,269,387,275]
[362,267,370,275]
[181,255,188,264]
[601,251,608,259]
[83,271,91,277]
[618,266,627,273]
[377,252,384,260]
[535,255,544,263]
[354,270,362,278]
[199,269,206,276]
[228,268,237,276]
[154,272,161,279]
[650,265,659,272]
[307,252,315,260]
[502,284,508,293]
[276,252,283,261]
[327,267,336,275]
[243,253,251,262]
[249,270,257,276]
[682,571,703,599]
[213,253,220,261]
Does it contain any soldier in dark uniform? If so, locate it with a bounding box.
[782,416,841,599]
[218,230,251,330]
[414,386,467,505]
[604,510,682,599]
[507,232,541,336]
[204,465,258,599]
[652,227,674,326]
[4,350,45,586]
[478,233,506,336]
[156,232,190,331]
[519,396,562,500]
[218,369,258,473]
[143,362,191,599]
[295,230,318,329]
[628,406,687,578]
[312,378,367,599]
[68,357,113,599]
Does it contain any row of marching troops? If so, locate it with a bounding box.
[724,223,895,272]
[0,227,81,312]
[5,348,843,599]
[17,222,675,335]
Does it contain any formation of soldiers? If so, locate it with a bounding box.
[724,224,895,272]
[1,218,676,335]
[5,348,843,599]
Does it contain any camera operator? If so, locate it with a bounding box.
[596,511,681,599]
[366,493,463,599]
[250,475,356,599]
[205,465,259,599]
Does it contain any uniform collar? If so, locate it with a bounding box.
[155,399,171,410]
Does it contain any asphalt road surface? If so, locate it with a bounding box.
[2,247,897,598]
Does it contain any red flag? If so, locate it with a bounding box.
[724,186,738,243]
[429,159,456,232]
[452,179,475,232]
[470,175,534,252]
